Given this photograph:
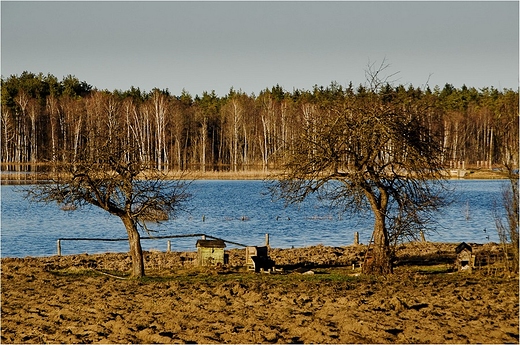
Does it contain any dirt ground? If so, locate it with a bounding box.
[1,242,518,344]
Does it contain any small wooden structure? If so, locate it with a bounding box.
[246,246,275,272]
[455,242,475,271]
[196,239,227,266]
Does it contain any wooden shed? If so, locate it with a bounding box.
[455,242,475,272]
[196,239,227,266]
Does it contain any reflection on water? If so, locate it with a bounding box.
[1,180,506,257]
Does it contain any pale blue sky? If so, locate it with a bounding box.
[2,1,518,96]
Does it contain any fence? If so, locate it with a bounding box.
[55,233,268,256]
[55,232,372,256]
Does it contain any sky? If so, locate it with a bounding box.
[1,1,518,97]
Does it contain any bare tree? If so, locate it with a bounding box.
[223,93,244,172]
[1,105,15,163]
[271,66,449,275]
[14,90,30,163]
[25,112,190,278]
[45,95,61,165]
[494,165,519,273]
[148,89,170,170]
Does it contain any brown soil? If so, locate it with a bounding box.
[2,242,518,344]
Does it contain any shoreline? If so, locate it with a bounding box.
[0,241,513,271]
[0,240,505,260]
[0,167,511,185]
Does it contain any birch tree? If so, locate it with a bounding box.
[1,106,14,163]
[222,90,245,172]
[14,90,30,163]
[194,91,219,172]
[148,89,170,170]
[46,95,61,164]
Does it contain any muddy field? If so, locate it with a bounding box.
[1,242,518,344]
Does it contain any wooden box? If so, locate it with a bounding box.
[196,239,226,266]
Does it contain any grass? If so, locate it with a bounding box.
[402,264,454,275]
[49,267,131,280]
[46,256,518,285]
[48,265,379,286]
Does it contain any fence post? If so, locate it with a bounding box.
[265,233,270,247]
[57,239,61,256]
[167,240,171,253]
[354,232,359,245]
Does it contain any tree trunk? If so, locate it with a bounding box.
[260,111,269,171]
[201,116,207,173]
[363,189,393,275]
[2,108,13,164]
[233,102,239,172]
[364,213,393,275]
[488,125,493,168]
[121,215,145,277]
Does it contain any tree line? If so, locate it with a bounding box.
[2,71,518,172]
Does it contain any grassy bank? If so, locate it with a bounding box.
[0,167,510,184]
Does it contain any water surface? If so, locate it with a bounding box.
[0,180,505,257]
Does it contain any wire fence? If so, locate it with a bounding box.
[55,233,263,256]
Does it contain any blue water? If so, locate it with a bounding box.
[0,180,507,257]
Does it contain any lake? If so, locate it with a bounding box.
[0,179,508,258]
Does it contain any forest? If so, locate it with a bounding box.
[1,71,518,173]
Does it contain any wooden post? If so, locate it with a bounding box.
[167,240,171,253]
[354,232,359,245]
[265,233,270,247]
[57,239,61,256]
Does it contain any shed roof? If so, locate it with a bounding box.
[196,239,226,248]
[455,242,472,254]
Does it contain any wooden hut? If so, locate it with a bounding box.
[455,242,475,272]
[196,239,227,266]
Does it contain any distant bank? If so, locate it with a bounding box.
[0,167,511,185]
